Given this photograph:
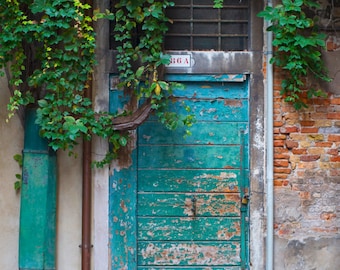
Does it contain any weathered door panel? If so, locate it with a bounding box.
[110,75,249,269]
[136,77,249,269]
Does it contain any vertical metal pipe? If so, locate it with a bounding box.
[82,137,92,270]
[266,0,274,269]
[81,2,93,269]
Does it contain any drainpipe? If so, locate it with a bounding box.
[82,134,92,270]
[266,0,274,269]
[81,2,93,269]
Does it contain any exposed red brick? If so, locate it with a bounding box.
[274,160,289,167]
[274,147,289,154]
[274,134,287,140]
[274,168,292,174]
[327,149,339,156]
[312,98,331,106]
[292,148,307,155]
[301,127,319,133]
[274,153,290,160]
[330,156,340,162]
[328,135,340,142]
[274,121,284,127]
[315,142,333,147]
[300,155,320,162]
[275,173,290,179]
[330,98,340,105]
[273,127,281,134]
[279,126,300,134]
[274,180,284,186]
[286,140,299,149]
[274,140,285,147]
[300,120,315,126]
[327,112,340,119]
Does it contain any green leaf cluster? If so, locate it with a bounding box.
[0,0,195,167]
[112,0,195,136]
[258,0,331,109]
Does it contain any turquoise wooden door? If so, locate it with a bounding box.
[110,75,249,270]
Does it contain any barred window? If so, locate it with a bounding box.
[165,0,249,51]
[110,0,250,51]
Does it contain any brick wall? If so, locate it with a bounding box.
[272,50,340,240]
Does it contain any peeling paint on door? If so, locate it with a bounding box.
[109,76,249,269]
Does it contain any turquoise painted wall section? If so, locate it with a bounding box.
[109,80,138,269]
[19,109,57,270]
[110,75,249,269]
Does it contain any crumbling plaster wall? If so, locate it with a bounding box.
[272,38,340,269]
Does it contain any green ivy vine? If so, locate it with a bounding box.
[258,0,331,110]
[0,0,198,167]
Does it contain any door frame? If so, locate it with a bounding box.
[108,72,262,269]
[92,0,265,269]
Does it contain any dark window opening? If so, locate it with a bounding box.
[165,0,249,51]
[109,0,250,51]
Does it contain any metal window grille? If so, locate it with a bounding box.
[109,0,250,51]
[165,0,250,51]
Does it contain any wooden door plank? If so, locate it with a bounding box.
[148,99,248,122]
[138,267,241,270]
[138,145,247,169]
[138,169,240,193]
[138,122,248,145]
[138,217,240,241]
[137,241,241,266]
[138,193,241,217]
[170,82,248,99]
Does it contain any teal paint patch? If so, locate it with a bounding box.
[139,122,249,145]
[165,74,246,82]
[19,109,57,270]
[109,74,138,269]
[109,158,137,270]
[138,145,248,169]
[171,81,248,99]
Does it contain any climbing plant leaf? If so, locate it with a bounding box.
[258,0,331,109]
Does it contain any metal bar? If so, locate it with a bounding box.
[166,34,249,37]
